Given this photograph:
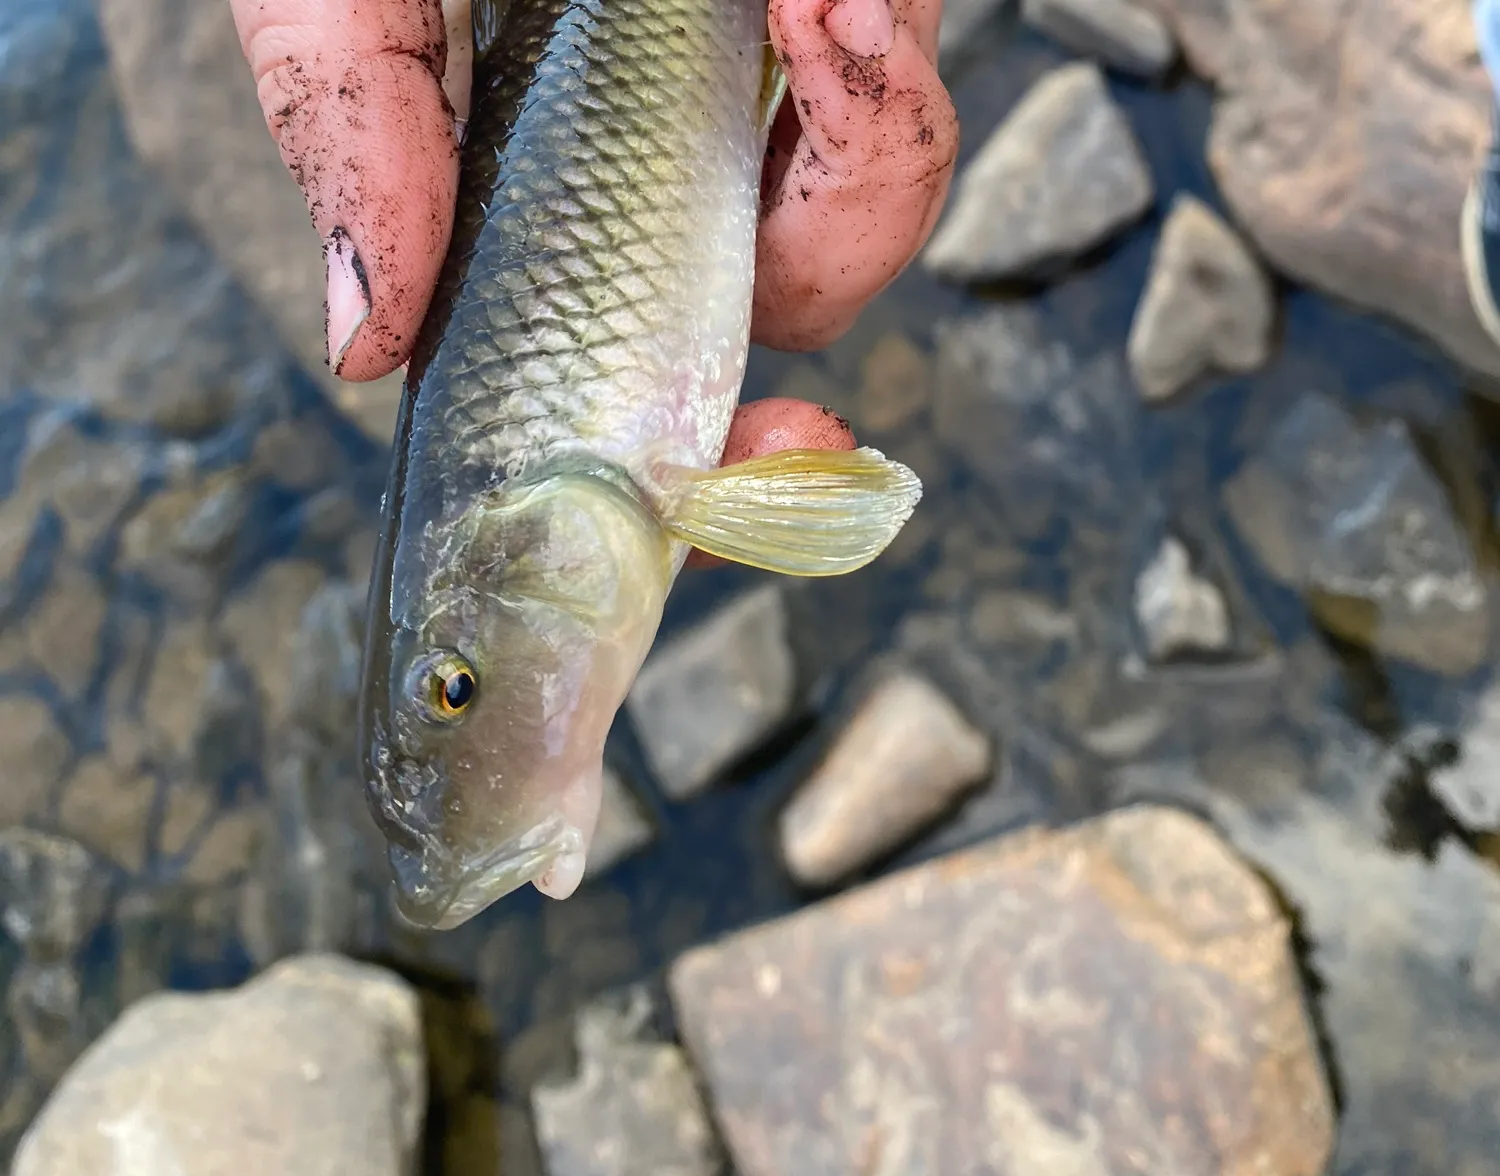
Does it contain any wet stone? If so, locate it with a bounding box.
[0,697,71,828]
[671,805,1335,1176]
[923,61,1154,283]
[531,985,723,1176]
[141,618,219,763]
[55,757,156,873]
[1127,193,1275,402]
[0,830,109,962]
[117,467,253,605]
[12,414,145,555]
[627,585,798,800]
[12,954,426,1176]
[586,768,656,883]
[968,587,1080,647]
[1022,0,1176,77]
[858,331,932,433]
[779,668,993,889]
[219,558,331,731]
[1431,684,1500,829]
[1134,535,1232,660]
[251,417,343,492]
[0,561,108,697]
[1223,393,1489,676]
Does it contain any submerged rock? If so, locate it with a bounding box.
[671,805,1334,1176]
[586,769,656,882]
[1022,0,1176,78]
[1134,534,1232,660]
[12,954,425,1176]
[1431,683,1500,828]
[778,668,992,888]
[1127,193,1275,401]
[531,985,723,1176]
[627,585,798,800]
[1224,393,1489,676]
[1142,0,1500,383]
[924,61,1153,283]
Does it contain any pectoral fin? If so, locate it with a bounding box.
[656,447,922,576]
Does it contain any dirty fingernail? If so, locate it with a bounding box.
[324,226,370,375]
[825,0,894,58]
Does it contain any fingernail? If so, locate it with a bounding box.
[825,0,894,58]
[454,116,468,145]
[324,226,370,375]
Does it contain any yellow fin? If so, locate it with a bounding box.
[657,447,923,577]
[758,42,788,138]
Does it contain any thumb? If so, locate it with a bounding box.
[231,0,460,382]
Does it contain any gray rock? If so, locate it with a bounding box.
[1223,393,1489,676]
[0,698,72,829]
[778,668,992,888]
[117,468,254,606]
[586,769,656,882]
[671,805,1335,1176]
[1134,535,1231,660]
[1022,0,1176,77]
[0,831,109,962]
[12,954,425,1176]
[219,559,332,731]
[55,758,157,874]
[923,61,1154,282]
[858,331,932,433]
[0,561,108,697]
[1127,193,1275,401]
[938,0,1021,65]
[531,985,723,1176]
[12,414,145,556]
[1430,684,1500,828]
[627,585,798,800]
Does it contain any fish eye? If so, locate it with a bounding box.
[412,651,478,722]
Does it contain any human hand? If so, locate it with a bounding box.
[231,0,956,380]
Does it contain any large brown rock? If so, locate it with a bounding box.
[670,805,1334,1176]
[1141,0,1500,382]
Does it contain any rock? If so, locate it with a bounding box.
[1223,393,1489,676]
[531,985,723,1176]
[586,769,656,882]
[627,586,798,800]
[1021,0,1176,78]
[141,618,220,763]
[55,758,157,873]
[858,332,931,433]
[1134,535,1232,660]
[1431,683,1500,828]
[923,61,1154,283]
[0,561,108,697]
[94,0,407,438]
[1139,0,1500,383]
[12,954,425,1176]
[12,414,145,556]
[968,587,1080,647]
[938,0,1021,64]
[118,467,254,605]
[778,669,992,888]
[219,558,330,730]
[1126,193,1275,401]
[670,805,1334,1176]
[0,830,109,962]
[0,697,72,828]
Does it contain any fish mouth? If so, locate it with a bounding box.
[385,814,583,931]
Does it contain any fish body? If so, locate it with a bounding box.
[359,0,921,931]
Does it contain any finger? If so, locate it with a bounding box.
[232,0,460,382]
[442,0,473,129]
[753,0,959,351]
[684,398,858,571]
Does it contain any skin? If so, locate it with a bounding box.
[229,0,956,443]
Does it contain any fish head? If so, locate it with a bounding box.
[360,471,673,930]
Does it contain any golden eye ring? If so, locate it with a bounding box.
[418,652,478,720]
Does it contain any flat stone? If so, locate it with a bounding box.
[1022,0,1177,78]
[1223,393,1489,675]
[13,414,145,555]
[531,985,722,1176]
[1134,535,1232,660]
[586,768,656,882]
[118,468,254,606]
[56,757,157,873]
[1127,193,1275,401]
[778,668,992,888]
[1141,0,1500,383]
[969,587,1080,647]
[1431,684,1500,828]
[0,561,108,697]
[12,954,425,1176]
[0,829,109,961]
[219,558,331,731]
[0,697,71,828]
[858,332,932,433]
[670,805,1334,1176]
[141,618,219,763]
[627,585,798,800]
[923,61,1154,282]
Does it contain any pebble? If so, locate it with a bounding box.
[1127,193,1275,401]
[55,757,157,873]
[0,829,109,961]
[778,668,992,888]
[141,618,219,763]
[1133,535,1232,660]
[968,587,1080,647]
[1223,393,1489,676]
[1021,0,1176,78]
[923,61,1154,282]
[117,467,252,605]
[0,560,108,697]
[12,954,426,1176]
[627,585,798,800]
[585,768,656,882]
[858,331,932,433]
[670,805,1335,1176]
[1431,684,1500,829]
[0,696,72,828]
[531,985,723,1176]
[13,415,145,555]
[218,558,330,731]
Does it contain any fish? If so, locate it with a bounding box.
[1464,0,1500,345]
[357,0,923,932]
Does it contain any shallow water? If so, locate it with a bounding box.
[2,2,1500,1173]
